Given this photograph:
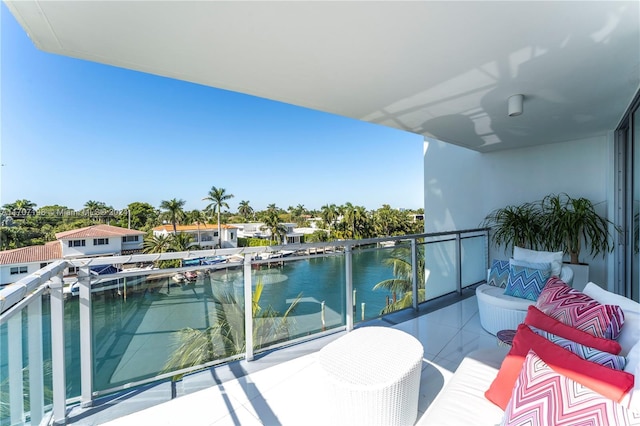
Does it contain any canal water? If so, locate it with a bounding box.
[1,247,400,405]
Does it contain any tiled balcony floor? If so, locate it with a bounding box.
[69,292,498,425]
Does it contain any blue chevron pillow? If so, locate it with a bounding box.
[504,259,552,301]
[488,259,510,288]
[529,326,626,370]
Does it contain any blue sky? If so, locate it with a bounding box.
[0,5,423,213]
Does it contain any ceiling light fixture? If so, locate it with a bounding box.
[508,94,524,117]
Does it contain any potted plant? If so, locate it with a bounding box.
[482,193,619,290]
[539,193,618,265]
[481,202,544,253]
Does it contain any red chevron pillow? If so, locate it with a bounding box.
[485,324,634,411]
[535,277,625,340]
[503,351,640,426]
[524,306,622,354]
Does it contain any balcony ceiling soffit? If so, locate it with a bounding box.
[5,1,640,152]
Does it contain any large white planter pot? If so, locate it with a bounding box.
[565,263,589,291]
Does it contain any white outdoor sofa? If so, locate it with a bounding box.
[421,282,640,425]
[476,265,574,335]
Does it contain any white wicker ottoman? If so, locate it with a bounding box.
[318,327,424,426]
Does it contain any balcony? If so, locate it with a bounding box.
[1,230,490,425]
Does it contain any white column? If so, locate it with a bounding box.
[8,310,24,424]
[28,296,44,425]
[78,265,94,407]
[244,254,254,361]
[345,245,354,331]
[50,273,67,425]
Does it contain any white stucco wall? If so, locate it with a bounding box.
[424,134,612,288]
[61,237,123,257]
[1,262,42,286]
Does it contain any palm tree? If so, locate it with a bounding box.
[262,207,287,244]
[162,280,301,374]
[289,204,306,225]
[2,199,37,219]
[143,233,173,253]
[160,198,186,234]
[171,232,194,252]
[320,204,338,237]
[203,186,234,248]
[341,202,356,238]
[352,205,369,238]
[238,200,254,221]
[374,204,396,236]
[83,200,112,222]
[373,246,426,314]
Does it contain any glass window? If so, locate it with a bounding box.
[10,266,28,275]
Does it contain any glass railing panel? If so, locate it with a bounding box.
[89,264,245,394]
[252,250,347,352]
[354,241,416,317]
[0,313,12,425]
[424,238,457,300]
[1,294,53,426]
[461,234,488,288]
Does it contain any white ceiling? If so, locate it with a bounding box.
[5,1,640,152]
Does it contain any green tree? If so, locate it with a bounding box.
[203,186,234,248]
[83,200,114,223]
[304,229,329,243]
[320,204,338,238]
[373,246,426,314]
[120,202,158,231]
[2,199,37,219]
[162,280,300,373]
[289,204,307,225]
[160,198,186,234]
[238,200,254,221]
[0,226,27,250]
[143,233,173,254]
[261,206,287,244]
[171,232,195,252]
[352,205,370,238]
[374,204,398,236]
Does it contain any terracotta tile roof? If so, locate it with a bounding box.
[152,224,237,232]
[55,224,145,240]
[0,241,62,265]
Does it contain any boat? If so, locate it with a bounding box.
[202,255,227,265]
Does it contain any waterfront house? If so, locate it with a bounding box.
[0,224,145,286]
[55,224,145,258]
[233,222,303,244]
[0,242,60,286]
[152,223,238,249]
